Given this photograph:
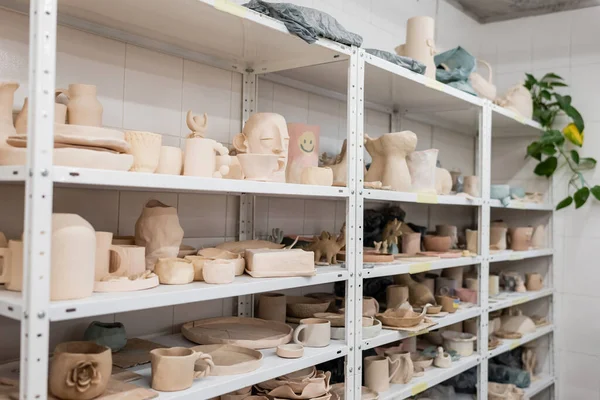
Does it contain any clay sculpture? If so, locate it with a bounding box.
[237,154,284,181]
[364,131,417,192]
[397,16,436,79]
[395,274,436,306]
[508,227,533,251]
[321,140,348,186]
[381,219,402,252]
[184,111,231,178]
[522,348,537,379]
[408,149,439,193]
[435,167,452,195]
[433,347,452,368]
[495,83,533,119]
[286,123,319,184]
[306,231,344,265]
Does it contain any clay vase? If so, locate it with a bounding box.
[293,318,331,347]
[237,154,285,181]
[423,235,451,252]
[408,149,438,194]
[134,200,184,271]
[124,130,163,173]
[94,232,113,281]
[300,166,333,186]
[435,168,452,195]
[150,347,214,392]
[526,273,543,291]
[383,350,413,385]
[285,123,319,184]
[463,176,479,196]
[531,225,546,248]
[466,229,478,254]
[490,227,508,250]
[65,84,103,126]
[154,258,194,284]
[51,214,96,301]
[363,296,380,317]
[401,232,421,255]
[364,355,400,393]
[386,285,409,309]
[109,245,146,277]
[4,240,23,291]
[404,16,436,79]
[83,321,127,353]
[15,95,68,134]
[508,227,533,251]
[436,225,458,248]
[257,293,286,322]
[0,82,19,139]
[184,137,230,178]
[364,131,417,192]
[49,342,111,400]
[156,146,183,175]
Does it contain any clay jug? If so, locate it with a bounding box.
[386,285,409,309]
[15,93,68,134]
[64,84,103,126]
[526,273,543,291]
[490,227,508,250]
[508,227,533,251]
[384,350,414,384]
[4,240,23,291]
[531,225,546,248]
[286,123,319,184]
[0,82,19,140]
[404,16,436,79]
[134,200,184,270]
[408,149,438,194]
[401,232,421,255]
[364,131,417,191]
[364,355,400,393]
[184,137,230,178]
[257,293,286,322]
[470,60,497,101]
[363,296,380,317]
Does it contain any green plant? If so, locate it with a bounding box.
[524,73,599,210]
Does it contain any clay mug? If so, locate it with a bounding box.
[94,232,113,281]
[156,146,183,175]
[202,259,235,284]
[386,285,409,309]
[257,293,286,322]
[526,273,543,291]
[401,232,421,255]
[237,154,285,181]
[463,176,479,196]
[508,227,533,251]
[125,130,163,173]
[363,296,380,317]
[184,137,230,178]
[293,318,331,347]
[150,347,214,392]
[109,245,146,277]
[383,350,414,384]
[490,227,508,250]
[364,355,401,393]
[5,240,23,291]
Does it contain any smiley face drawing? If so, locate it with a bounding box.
[298,130,316,153]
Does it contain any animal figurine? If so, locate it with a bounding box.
[382,219,402,250]
[307,231,345,265]
[433,347,452,368]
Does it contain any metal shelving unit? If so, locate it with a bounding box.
[0,0,556,399]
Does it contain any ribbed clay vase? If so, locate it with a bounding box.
[408,149,439,194]
[66,84,103,126]
[0,82,19,138]
[364,131,417,192]
[404,16,436,79]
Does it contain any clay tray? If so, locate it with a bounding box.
[181,317,293,349]
[94,275,159,293]
[112,338,165,369]
[337,251,394,263]
[190,344,262,375]
[379,317,437,332]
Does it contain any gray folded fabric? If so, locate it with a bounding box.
[365,49,426,75]
[243,0,363,46]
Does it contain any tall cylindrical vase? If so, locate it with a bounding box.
[405,16,436,79]
[257,293,286,322]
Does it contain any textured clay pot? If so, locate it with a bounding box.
[408,149,438,194]
[83,321,127,353]
[364,355,400,393]
[197,248,245,276]
[364,131,417,192]
[124,130,163,173]
[404,16,436,79]
[154,258,194,284]
[0,82,19,137]
[156,146,183,175]
[401,232,421,255]
[463,176,479,196]
[285,123,319,184]
[184,255,209,281]
[150,347,214,392]
[202,259,235,284]
[423,235,451,252]
[508,227,533,251]
[184,137,230,178]
[257,293,286,323]
[383,350,413,385]
[64,84,103,126]
[49,341,111,400]
[386,285,409,309]
[293,318,331,347]
[436,295,459,313]
[237,154,285,181]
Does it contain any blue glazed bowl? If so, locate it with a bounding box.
[490,184,510,200]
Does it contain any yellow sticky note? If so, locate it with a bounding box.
[509,340,521,350]
[453,302,459,309]
[512,297,528,306]
[409,329,430,337]
[425,79,445,92]
[409,262,432,274]
[411,382,428,396]
[513,201,526,209]
[416,193,439,204]
[214,0,248,18]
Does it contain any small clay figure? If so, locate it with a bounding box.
[382,219,403,250]
[186,110,208,138]
[307,231,345,265]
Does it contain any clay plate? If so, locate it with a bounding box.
[190,344,262,375]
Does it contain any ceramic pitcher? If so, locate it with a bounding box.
[59,84,103,126]
[384,350,414,384]
[364,355,400,393]
[408,149,438,194]
[364,131,417,192]
[404,16,436,79]
[184,137,230,178]
[386,285,409,309]
[0,82,19,138]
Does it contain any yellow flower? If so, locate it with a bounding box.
[563,123,584,146]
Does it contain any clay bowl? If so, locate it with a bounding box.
[198,248,245,276]
[426,305,442,315]
[375,307,427,328]
[423,235,452,252]
[202,259,235,284]
[313,312,345,327]
[286,296,331,318]
[276,344,304,359]
[410,352,434,369]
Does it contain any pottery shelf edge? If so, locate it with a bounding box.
[488,288,554,313]
[489,199,554,211]
[490,103,545,137]
[488,325,554,359]
[363,256,481,279]
[0,266,348,322]
[377,354,481,400]
[363,189,483,207]
[489,249,554,263]
[363,306,482,350]
[523,373,555,398]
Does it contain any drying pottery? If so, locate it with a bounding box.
[490,226,508,250]
[401,232,421,256]
[463,176,479,196]
[245,248,315,277]
[363,296,380,317]
[123,130,162,173]
[433,347,452,368]
[531,225,546,248]
[324,140,348,186]
[456,288,477,303]
[0,232,6,247]
[501,271,522,291]
[233,113,289,183]
[426,305,442,314]
[395,274,436,306]
[216,240,284,253]
[257,293,286,322]
[237,153,284,181]
[94,232,114,281]
[154,258,194,285]
[83,321,127,353]
[49,341,112,400]
[306,230,344,265]
[293,318,331,347]
[470,59,497,100]
[330,383,378,400]
[184,137,230,178]
[181,317,292,349]
[408,149,438,193]
[436,225,458,248]
[221,387,252,400]
[109,244,146,277]
[435,167,452,195]
[383,349,413,384]
[314,312,345,327]
[363,318,382,339]
[465,277,478,290]
[150,347,214,392]
[4,241,23,290]
[489,275,500,296]
[156,146,183,175]
[466,229,478,254]
[496,83,533,119]
[94,270,159,293]
[0,82,19,138]
[190,344,262,376]
[508,227,533,251]
[306,292,339,312]
[410,352,434,370]
[198,248,245,276]
[423,235,451,252]
[51,214,96,301]
[386,285,409,309]
[202,259,235,284]
[364,131,417,192]
[220,154,243,179]
[441,331,476,356]
[494,330,523,339]
[177,244,196,258]
[501,309,536,334]
[276,344,304,359]
[490,184,510,200]
[376,304,429,328]
[300,166,333,186]
[15,95,68,134]
[286,123,319,184]
[441,266,463,287]
[423,277,436,294]
[490,317,502,334]
[404,16,436,79]
[135,199,184,271]
[436,295,459,313]
[364,355,400,393]
[488,382,526,400]
[62,84,103,126]
[184,255,208,281]
[526,272,543,291]
[260,370,331,399]
[287,296,331,318]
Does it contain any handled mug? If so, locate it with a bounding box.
[150,347,214,392]
[293,318,330,347]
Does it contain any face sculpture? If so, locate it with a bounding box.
[234,113,290,172]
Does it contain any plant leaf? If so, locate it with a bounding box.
[541,73,564,81]
[556,196,573,210]
[549,82,568,87]
[565,105,585,133]
[542,144,556,155]
[574,187,590,209]
[540,90,551,100]
[527,142,542,161]
[571,150,580,164]
[591,186,600,201]
[541,130,564,145]
[579,157,597,170]
[534,156,558,177]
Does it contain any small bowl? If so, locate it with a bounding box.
[202,259,235,284]
[313,312,345,327]
[286,296,331,318]
[423,235,452,252]
[490,184,510,200]
[410,352,434,369]
[426,305,442,314]
[276,344,304,359]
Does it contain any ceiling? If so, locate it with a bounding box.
[447,0,600,23]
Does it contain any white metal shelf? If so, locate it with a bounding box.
[491,104,545,137]
[363,257,481,279]
[490,199,553,211]
[363,307,482,350]
[489,249,554,263]
[378,354,481,400]
[364,189,483,206]
[524,374,555,398]
[488,325,554,359]
[0,266,348,322]
[0,166,349,199]
[488,288,554,312]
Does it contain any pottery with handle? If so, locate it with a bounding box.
[364,355,401,393]
[257,293,286,322]
[150,347,214,392]
[470,59,497,101]
[384,349,414,384]
[386,285,409,309]
[237,153,285,181]
[156,146,183,175]
[293,318,331,347]
[124,130,163,173]
[94,232,113,281]
[404,16,436,79]
[433,346,452,368]
[363,296,380,317]
[364,131,417,192]
[408,149,438,193]
[108,244,146,277]
[63,84,103,126]
[184,137,230,178]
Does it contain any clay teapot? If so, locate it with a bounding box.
[364,131,417,192]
